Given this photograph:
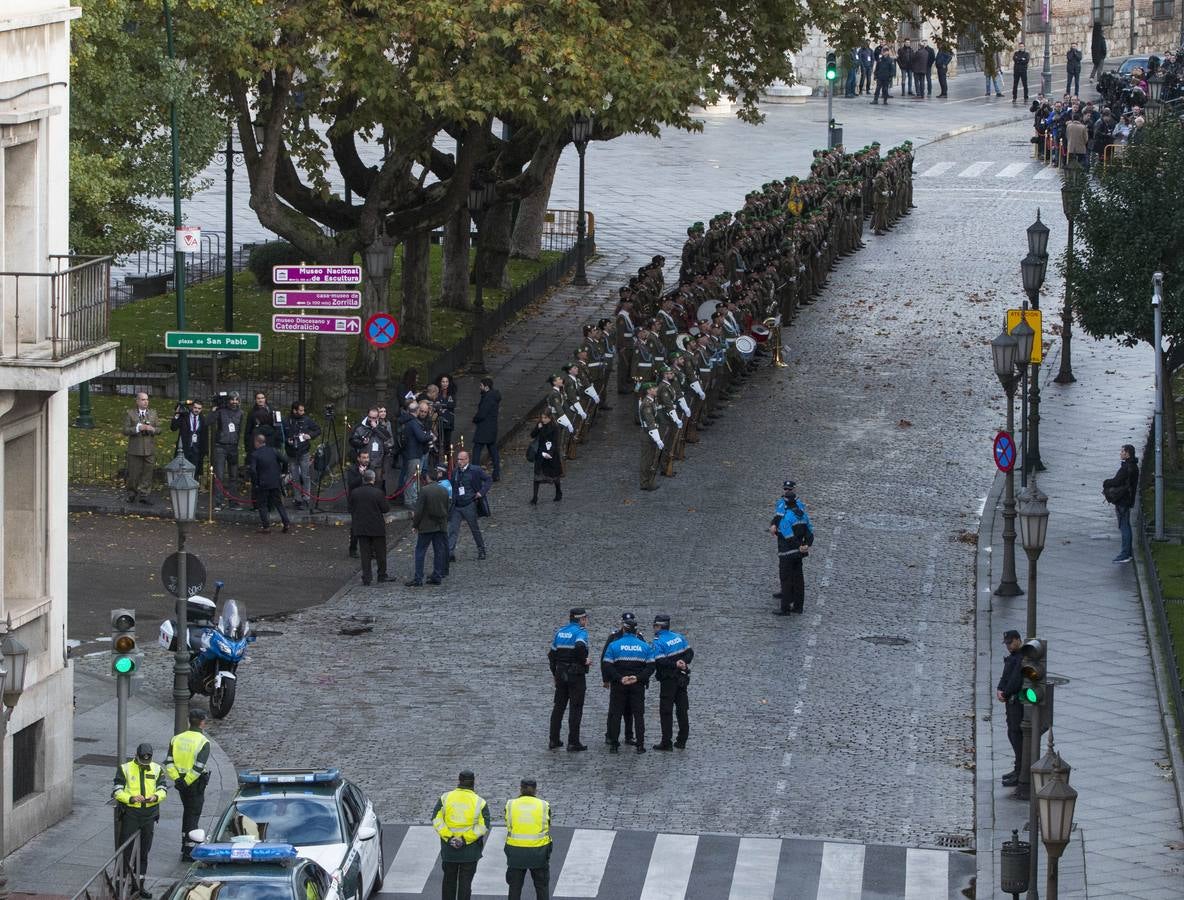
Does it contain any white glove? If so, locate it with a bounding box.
[669,410,682,427]
[648,429,663,449]
[542,452,552,459]
[691,381,706,399]
[584,385,601,404]
[678,398,691,417]
[574,401,587,419]
[558,414,574,433]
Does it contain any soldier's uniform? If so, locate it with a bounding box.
[638,387,662,491]
[655,370,681,476]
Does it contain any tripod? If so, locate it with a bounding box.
[313,411,348,513]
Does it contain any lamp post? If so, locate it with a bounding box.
[165,453,199,734]
[1017,479,1049,639]
[213,121,265,333]
[992,328,1024,597]
[1154,272,1165,540]
[1022,211,1050,475]
[1147,74,1164,120]
[571,111,592,287]
[1012,312,1036,489]
[163,0,189,404]
[468,175,496,374]
[363,235,396,403]
[1056,174,1084,384]
[0,617,29,900]
[1041,0,1052,96]
[1033,738,1076,900]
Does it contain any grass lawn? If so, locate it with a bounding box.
[69,393,179,485]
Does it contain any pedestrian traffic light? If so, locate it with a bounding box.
[1019,638,1047,705]
[111,608,137,676]
[825,52,838,82]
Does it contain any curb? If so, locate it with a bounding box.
[920,113,1031,148]
[67,499,413,526]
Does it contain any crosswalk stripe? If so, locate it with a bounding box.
[996,162,1029,177]
[726,837,781,900]
[904,848,949,899]
[918,162,955,177]
[957,161,993,178]
[469,828,508,894]
[1033,165,1059,180]
[817,842,865,900]
[639,833,698,900]
[382,825,439,894]
[554,828,616,897]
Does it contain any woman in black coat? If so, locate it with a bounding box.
[435,373,457,457]
[1102,443,1139,562]
[530,412,563,504]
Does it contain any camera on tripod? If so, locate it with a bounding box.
[324,403,335,419]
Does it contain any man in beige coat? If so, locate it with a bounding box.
[123,392,160,504]
[1065,114,1089,171]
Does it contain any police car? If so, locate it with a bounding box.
[165,842,341,900]
[206,769,383,899]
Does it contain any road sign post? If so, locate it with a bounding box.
[994,431,1016,472]
[272,314,362,335]
[165,332,261,352]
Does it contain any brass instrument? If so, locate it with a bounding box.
[765,317,789,368]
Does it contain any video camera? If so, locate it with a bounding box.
[212,391,237,410]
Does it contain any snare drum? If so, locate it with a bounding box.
[735,335,756,361]
[750,324,771,344]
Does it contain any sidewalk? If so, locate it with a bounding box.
[5,670,237,897]
[975,336,1184,898]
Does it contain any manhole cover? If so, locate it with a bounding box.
[860,635,912,647]
[934,833,972,849]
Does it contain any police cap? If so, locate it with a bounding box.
[458,770,476,785]
[783,480,796,491]
[569,607,587,620]
[520,778,537,789]
[653,614,671,628]
[188,708,208,726]
[135,743,154,762]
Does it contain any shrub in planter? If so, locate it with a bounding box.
[248,240,304,287]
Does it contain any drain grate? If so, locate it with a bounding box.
[860,635,912,647]
[75,753,119,767]
[934,833,973,849]
[252,629,283,637]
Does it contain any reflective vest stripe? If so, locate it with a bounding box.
[504,796,550,848]
[433,790,488,843]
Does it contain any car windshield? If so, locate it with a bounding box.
[175,880,293,900]
[216,797,342,845]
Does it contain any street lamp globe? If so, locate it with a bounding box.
[991,329,1019,383]
[469,175,487,216]
[1027,210,1050,259]
[1148,74,1163,103]
[1031,737,1072,796]
[251,119,267,147]
[1037,778,1079,858]
[1017,480,1049,553]
[1060,175,1085,221]
[169,470,200,523]
[1021,253,1045,298]
[571,110,593,146]
[164,451,196,491]
[1012,316,1036,369]
[363,237,394,296]
[0,623,28,713]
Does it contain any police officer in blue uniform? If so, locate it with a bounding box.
[548,607,590,751]
[602,614,655,754]
[601,613,638,746]
[650,615,694,750]
[770,480,815,615]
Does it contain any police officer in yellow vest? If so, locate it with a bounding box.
[166,709,212,860]
[113,743,168,898]
[431,770,491,900]
[504,779,552,900]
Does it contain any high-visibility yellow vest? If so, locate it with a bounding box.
[504,795,551,848]
[113,761,166,809]
[433,788,488,844]
[166,730,210,785]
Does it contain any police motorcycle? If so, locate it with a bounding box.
[159,581,254,718]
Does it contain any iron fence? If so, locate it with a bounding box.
[0,255,112,360]
[71,829,141,900]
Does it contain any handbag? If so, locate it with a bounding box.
[525,438,539,463]
[1103,483,1127,504]
[477,494,491,518]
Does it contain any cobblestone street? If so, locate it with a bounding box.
[79,121,1079,866]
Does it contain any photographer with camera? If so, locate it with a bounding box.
[170,399,209,488]
[350,408,392,489]
[284,401,321,509]
[244,392,282,450]
[211,392,243,510]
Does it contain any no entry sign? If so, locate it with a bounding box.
[994,430,1016,472]
[365,313,400,349]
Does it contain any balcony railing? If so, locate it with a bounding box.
[0,255,112,361]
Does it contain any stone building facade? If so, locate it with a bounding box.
[1021,0,1182,76]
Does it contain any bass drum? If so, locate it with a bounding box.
[735,335,756,361]
[750,324,771,344]
[696,299,719,323]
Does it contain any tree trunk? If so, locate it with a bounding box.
[352,268,385,381]
[510,143,562,259]
[441,206,472,310]
[401,230,432,345]
[476,201,514,290]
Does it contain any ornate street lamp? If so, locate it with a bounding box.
[1017,479,1049,639]
[992,328,1023,598]
[571,111,593,287]
[1011,314,1037,484]
[165,453,199,733]
[1020,217,1048,474]
[364,235,396,403]
[1056,174,1085,384]
[1037,746,1078,900]
[1027,210,1050,263]
[1020,253,1045,307]
[0,615,22,900]
[468,174,496,374]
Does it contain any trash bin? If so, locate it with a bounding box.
[1000,829,1030,896]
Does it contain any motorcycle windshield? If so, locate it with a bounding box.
[219,599,246,639]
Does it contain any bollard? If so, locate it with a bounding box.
[1001,829,1031,898]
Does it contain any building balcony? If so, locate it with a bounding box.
[0,255,118,393]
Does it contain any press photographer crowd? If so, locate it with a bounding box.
[1021,39,1183,170]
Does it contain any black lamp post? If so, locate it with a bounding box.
[468,174,496,374]
[1148,74,1164,119]
[571,111,593,287]
[1012,313,1036,488]
[213,122,263,334]
[165,452,199,734]
[1022,211,1050,475]
[1056,175,1084,384]
[1017,479,1049,639]
[992,328,1023,598]
[1036,743,1077,900]
[363,235,396,404]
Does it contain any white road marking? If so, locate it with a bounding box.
[957,161,993,178]
[554,829,616,897]
[382,826,439,894]
[817,842,866,899]
[918,161,956,177]
[727,837,782,900]
[905,847,949,899]
[996,162,1029,177]
[639,833,699,900]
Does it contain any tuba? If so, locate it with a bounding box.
[765,317,789,368]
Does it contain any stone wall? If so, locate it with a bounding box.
[1022,0,1181,78]
[789,20,960,92]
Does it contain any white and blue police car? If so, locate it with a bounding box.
[205,769,383,899]
[165,842,341,900]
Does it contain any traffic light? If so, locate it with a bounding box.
[111,608,137,676]
[825,52,838,82]
[1019,638,1047,705]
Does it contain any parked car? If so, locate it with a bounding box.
[165,842,342,900]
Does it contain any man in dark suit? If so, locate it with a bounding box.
[348,470,390,585]
[447,450,492,563]
[407,466,450,586]
[247,434,290,534]
[471,378,501,481]
[345,450,372,559]
[170,400,209,484]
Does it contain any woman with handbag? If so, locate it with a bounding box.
[1102,444,1139,563]
[529,412,563,504]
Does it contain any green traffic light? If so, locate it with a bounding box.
[826,70,837,81]
[1023,686,1038,703]
[114,656,135,675]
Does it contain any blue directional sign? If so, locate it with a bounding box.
[994,431,1016,472]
